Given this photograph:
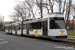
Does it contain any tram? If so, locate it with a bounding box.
[5,13,67,39]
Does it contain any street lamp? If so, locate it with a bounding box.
[3,16,4,31]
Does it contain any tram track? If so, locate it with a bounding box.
[2,32,75,48]
[34,38,75,47]
[8,34,75,47]
[55,39,75,47]
[20,36,75,47]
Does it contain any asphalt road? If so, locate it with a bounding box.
[0,31,74,50]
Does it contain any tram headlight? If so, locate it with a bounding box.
[65,34,67,35]
[59,34,61,36]
[48,31,49,32]
[40,31,41,32]
[19,30,21,32]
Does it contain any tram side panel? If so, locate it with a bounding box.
[29,22,43,37]
[12,25,16,35]
[9,25,12,34]
[5,26,8,33]
[27,24,30,35]
[7,26,10,33]
[17,24,21,35]
[23,24,27,35]
[7,26,11,34]
[5,25,10,34]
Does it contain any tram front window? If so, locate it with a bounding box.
[50,20,65,29]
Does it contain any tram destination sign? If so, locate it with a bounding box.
[59,30,65,32]
[54,17,64,20]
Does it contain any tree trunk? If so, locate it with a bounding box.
[40,0,43,18]
[49,0,53,13]
[63,0,66,13]
[66,0,72,29]
[72,16,75,31]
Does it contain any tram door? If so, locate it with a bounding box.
[43,21,48,36]
[27,24,30,34]
[14,25,17,35]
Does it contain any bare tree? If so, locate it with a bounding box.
[48,0,54,13]
[70,4,75,31]
[9,12,17,21]
[63,0,66,13]
[10,0,74,29]
[25,0,36,19]
[66,0,72,29]
[14,5,25,21]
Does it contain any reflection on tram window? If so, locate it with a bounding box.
[30,22,41,29]
[50,20,65,29]
[23,24,26,29]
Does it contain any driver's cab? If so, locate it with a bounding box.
[47,13,67,38]
[50,17,65,29]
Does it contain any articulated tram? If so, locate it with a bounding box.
[5,13,67,39]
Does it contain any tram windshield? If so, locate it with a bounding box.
[50,18,65,29]
[54,20,65,29]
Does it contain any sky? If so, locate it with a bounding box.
[0,0,75,22]
[0,0,16,22]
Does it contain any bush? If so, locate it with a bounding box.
[0,27,3,31]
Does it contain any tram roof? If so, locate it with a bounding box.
[23,18,47,24]
[5,23,11,26]
[12,21,21,26]
[5,21,21,26]
[43,12,64,18]
[5,13,64,26]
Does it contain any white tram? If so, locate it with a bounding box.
[5,23,12,34]
[5,13,67,39]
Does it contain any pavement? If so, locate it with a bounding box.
[0,31,74,50]
[68,36,75,40]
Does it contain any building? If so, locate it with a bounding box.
[4,21,9,25]
[66,20,75,29]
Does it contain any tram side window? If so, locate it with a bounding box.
[9,26,11,30]
[18,27,20,30]
[12,25,14,29]
[18,24,21,30]
[50,20,60,29]
[50,20,55,29]
[30,22,41,29]
[23,24,26,29]
[19,24,21,29]
[30,24,33,29]
[13,26,16,30]
[5,26,7,29]
[5,26,8,30]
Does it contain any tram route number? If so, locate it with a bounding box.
[59,30,65,32]
[62,31,64,36]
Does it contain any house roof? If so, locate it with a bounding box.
[4,22,9,25]
[68,20,75,23]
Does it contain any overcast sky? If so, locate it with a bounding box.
[0,0,75,22]
[0,0,16,22]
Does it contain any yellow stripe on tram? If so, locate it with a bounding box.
[35,29,38,37]
[5,30,7,33]
[62,31,64,36]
